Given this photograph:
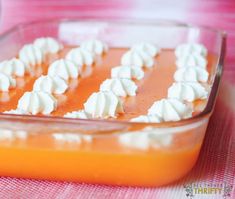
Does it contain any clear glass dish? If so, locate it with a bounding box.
[0,18,226,187]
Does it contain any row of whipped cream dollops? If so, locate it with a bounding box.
[0,37,63,85]
[131,43,209,123]
[2,38,209,122]
[3,37,108,114]
[118,43,210,150]
[60,43,210,149]
[63,42,160,119]
[0,38,53,94]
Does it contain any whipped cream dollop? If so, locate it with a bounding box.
[131,42,160,57]
[0,58,29,77]
[148,98,192,122]
[0,129,27,141]
[130,115,162,123]
[119,132,152,150]
[66,47,95,66]
[53,133,92,144]
[81,39,108,55]
[17,91,57,115]
[84,91,124,118]
[64,110,91,119]
[19,44,44,66]
[33,75,68,94]
[33,37,63,54]
[168,82,208,102]
[174,66,209,83]
[119,128,172,150]
[48,59,80,80]
[100,78,137,97]
[3,109,30,115]
[111,65,144,80]
[0,72,16,91]
[176,53,207,68]
[121,50,154,68]
[175,43,207,58]
[53,133,82,144]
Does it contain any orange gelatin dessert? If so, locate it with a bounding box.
[0,37,218,187]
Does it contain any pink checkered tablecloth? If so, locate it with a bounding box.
[0,0,234,198]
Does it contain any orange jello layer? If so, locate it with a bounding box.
[0,48,217,120]
[0,142,202,187]
[0,115,208,187]
[0,47,215,186]
[0,113,209,186]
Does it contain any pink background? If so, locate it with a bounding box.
[0,0,235,198]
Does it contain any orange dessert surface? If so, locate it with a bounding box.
[0,47,217,187]
[0,47,216,118]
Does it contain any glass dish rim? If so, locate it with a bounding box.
[0,17,227,128]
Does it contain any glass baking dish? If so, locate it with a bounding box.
[0,18,226,187]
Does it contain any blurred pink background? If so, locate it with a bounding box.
[0,0,234,198]
[1,0,235,68]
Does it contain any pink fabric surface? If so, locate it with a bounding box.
[0,0,235,198]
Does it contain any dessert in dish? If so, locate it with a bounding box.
[0,19,223,188]
[0,38,212,122]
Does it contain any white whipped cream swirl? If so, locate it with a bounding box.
[0,58,29,77]
[66,47,95,66]
[64,110,91,119]
[19,44,44,66]
[100,78,137,97]
[130,115,162,123]
[48,59,80,80]
[52,133,92,144]
[33,37,63,54]
[176,54,207,68]
[148,98,192,122]
[121,50,154,68]
[84,91,124,118]
[0,129,28,141]
[111,65,144,80]
[168,82,208,102]
[0,72,16,91]
[81,39,108,55]
[33,75,68,94]
[131,42,160,57]
[17,91,57,115]
[175,43,207,58]
[119,128,172,150]
[174,67,209,83]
